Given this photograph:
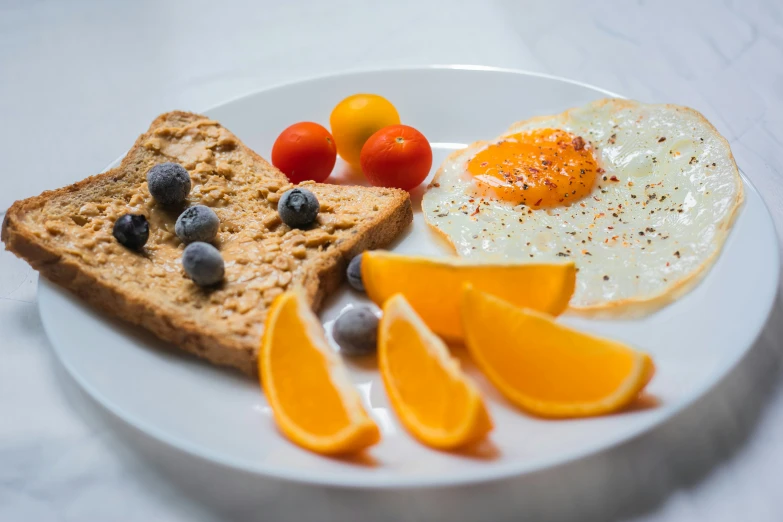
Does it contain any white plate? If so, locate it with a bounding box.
[38,66,779,489]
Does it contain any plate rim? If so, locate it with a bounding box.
[199,64,624,115]
[38,65,780,489]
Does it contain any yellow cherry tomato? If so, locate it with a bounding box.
[330,94,400,167]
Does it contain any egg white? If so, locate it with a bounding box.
[422,99,744,317]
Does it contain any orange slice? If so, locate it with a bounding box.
[362,251,575,340]
[259,290,380,455]
[379,294,493,449]
[461,286,655,418]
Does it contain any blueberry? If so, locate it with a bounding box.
[347,255,364,292]
[333,307,379,356]
[113,214,149,250]
[182,242,224,286]
[175,205,219,244]
[146,162,191,206]
[278,188,319,228]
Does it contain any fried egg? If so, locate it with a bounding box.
[422,99,744,316]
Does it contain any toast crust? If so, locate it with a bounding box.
[3,112,412,374]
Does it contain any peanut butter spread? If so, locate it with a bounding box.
[25,117,401,353]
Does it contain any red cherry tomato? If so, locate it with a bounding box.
[360,125,432,191]
[272,122,337,183]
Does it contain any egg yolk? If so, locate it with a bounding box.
[467,129,599,208]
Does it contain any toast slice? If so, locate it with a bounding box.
[2,111,412,374]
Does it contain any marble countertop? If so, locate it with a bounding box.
[2,1,782,520]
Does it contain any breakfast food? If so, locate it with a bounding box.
[330,94,401,167]
[332,306,379,356]
[461,286,655,418]
[276,187,321,228]
[175,205,219,244]
[379,294,492,449]
[146,162,191,205]
[361,250,576,340]
[327,93,432,191]
[4,88,692,460]
[423,99,744,317]
[346,255,364,292]
[182,242,225,287]
[360,124,433,190]
[260,290,380,454]
[112,214,149,250]
[271,122,337,183]
[2,111,412,374]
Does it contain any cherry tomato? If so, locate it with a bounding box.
[272,122,337,183]
[360,125,432,191]
[330,94,400,167]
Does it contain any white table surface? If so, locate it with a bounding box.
[2,1,782,520]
